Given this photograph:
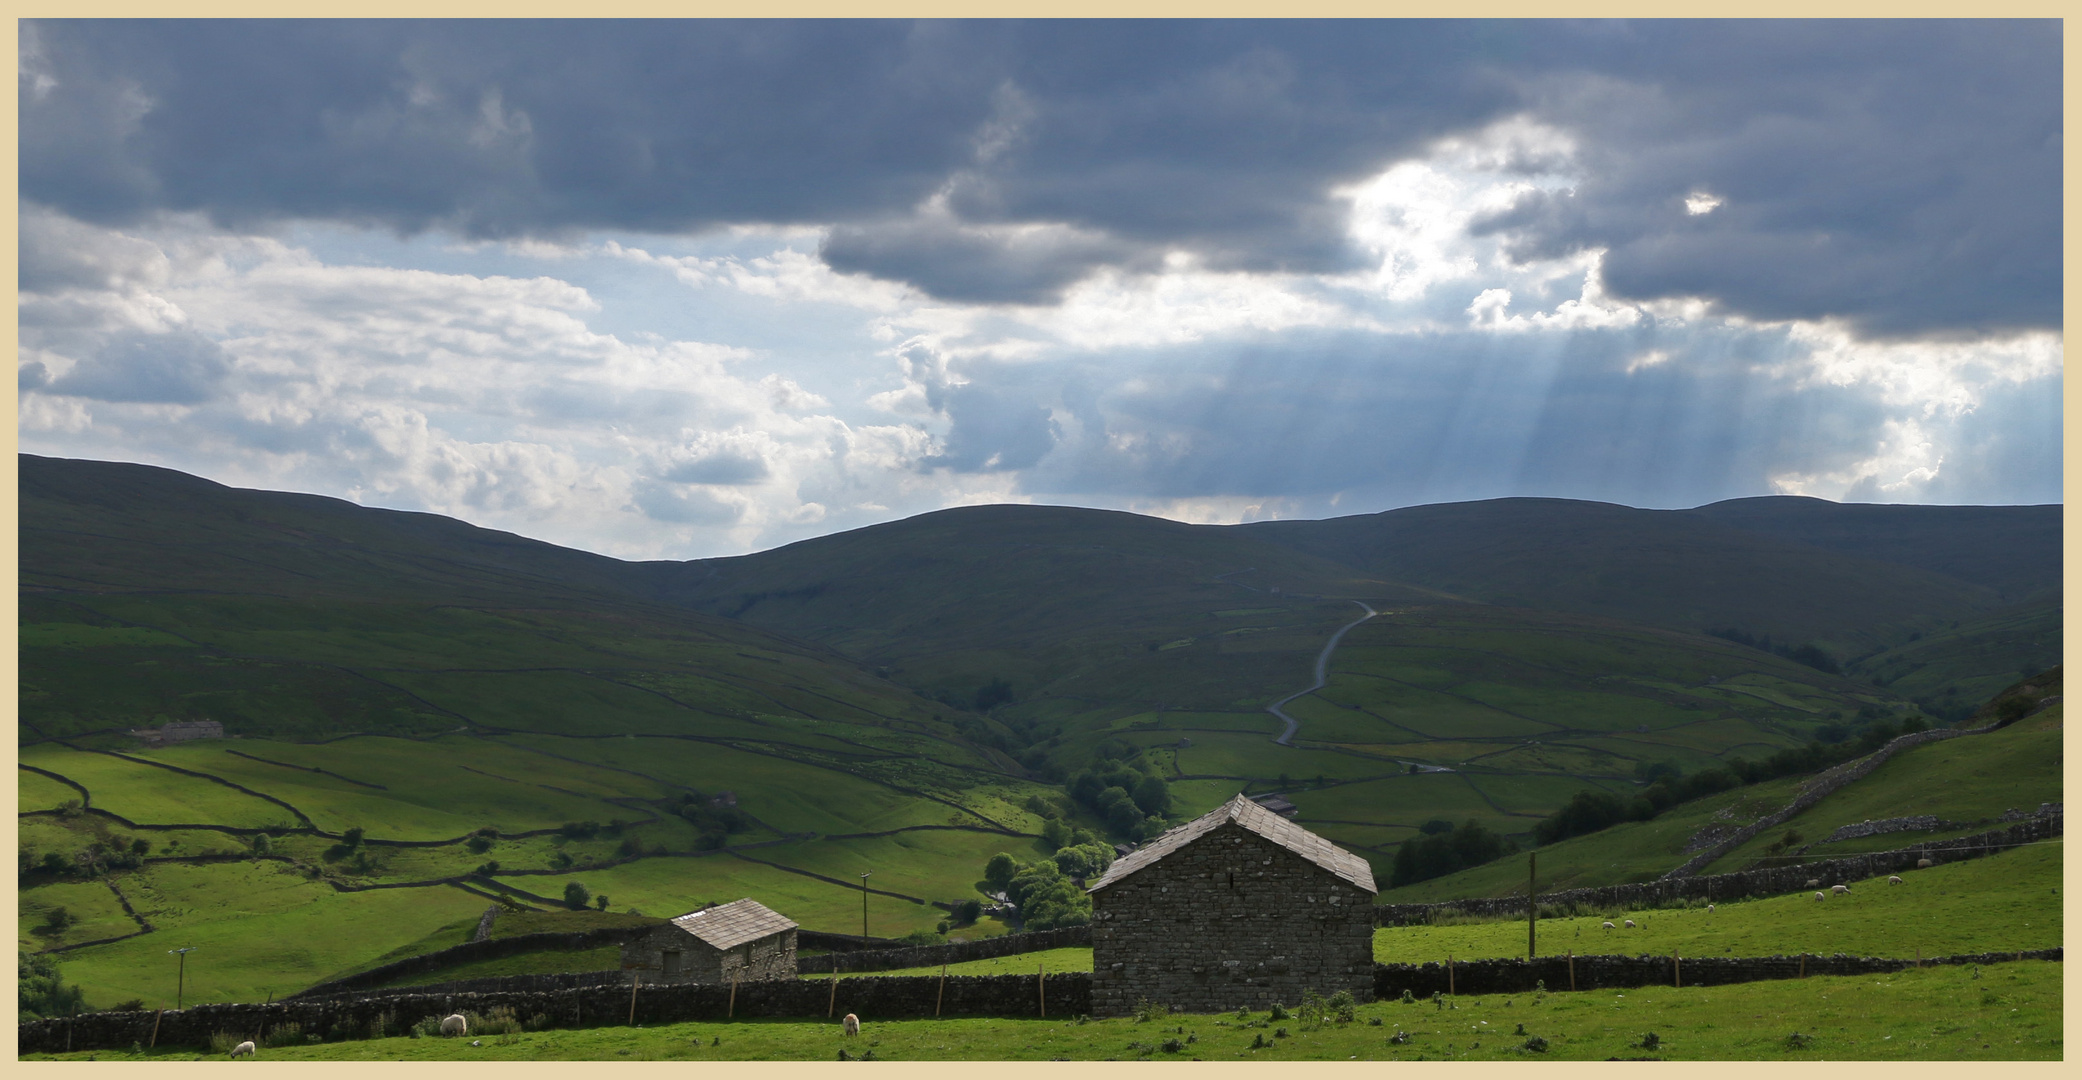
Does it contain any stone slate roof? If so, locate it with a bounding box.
[1086,794,1377,894]
[670,898,797,950]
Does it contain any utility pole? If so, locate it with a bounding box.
[859,871,872,943]
[168,947,198,1010]
[1527,852,1537,959]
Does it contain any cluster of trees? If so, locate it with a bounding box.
[1536,713,1931,846]
[979,846,1105,931]
[1708,628,1841,675]
[667,794,751,850]
[1388,819,1514,888]
[18,953,86,1019]
[563,881,610,911]
[1066,745,1172,840]
[18,837,151,882]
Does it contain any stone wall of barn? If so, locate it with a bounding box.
[1090,822,1374,1017]
[618,926,797,984]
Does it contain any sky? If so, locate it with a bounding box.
[16,19,2064,561]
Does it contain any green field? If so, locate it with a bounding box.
[19,745,299,829]
[1374,841,2061,963]
[26,862,493,1008]
[28,962,2062,1061]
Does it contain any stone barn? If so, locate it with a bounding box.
[619,898,798,983]
[1087,794,1376,1016]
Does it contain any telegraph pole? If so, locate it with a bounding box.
[1527,852,1537,959]
[169,947,198,1010]
[859,871,872,943]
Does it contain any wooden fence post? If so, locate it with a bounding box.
[1567,951,1575,992]
[828,973,838,1018]
[1674,952,1681,989]
[729,979,739,1019]
[150,1010,163,1049]
[1798,953,1806,979]
[1038,960,1046,1018]
[628,969,640,1025]
[936,962,947,1018]
[1448,954,1455,996]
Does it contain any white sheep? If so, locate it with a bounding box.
[1814,891,1826,902]
[1831,884,1850,895]
[1623,919,1636,929]
[1916,858,1933,869]
[230,1041,256,1058]
[441,1014,468,1037]
[1887,876,1903,885]
[1706,904,1715,914]
[1805,878,1821,889]
[1601,921,1615,930]
[842,1013,861,1037]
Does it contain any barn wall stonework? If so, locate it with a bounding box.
[1090,823,1374,1017]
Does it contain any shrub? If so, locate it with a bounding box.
[1134,998,1171,1023]
[564,882,592,909]
[110,998,145,1012]
[40,906,75,933]
[593,894,610,911]
[1327,989,1357,1024]
[465,836,493,854]
[207,1031,243,1055]
[264,1022,305,1047]
[17,953,86,1018]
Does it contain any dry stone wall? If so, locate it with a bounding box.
[290,929,641,999]
[1374,812,2060,927]
[800,926,1091,973]
[1664,720,1997,878]
[1091,823,1374,1017]
[1371,947,2061,999]
[19,973,1091,1054]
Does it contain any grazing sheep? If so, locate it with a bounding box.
[1814,891,1826,902]
[842,1013,861,1037]
[230,1041,256,1059]
[440,1014,468,1037]
[1805,879,1821,889]
[1623,919,1636,929]
[1601,921,1615,930]
[1706,904,1715,914]
[1916,858,1933,869]
[1888,876,1903,885]
[1831,885,1850,895]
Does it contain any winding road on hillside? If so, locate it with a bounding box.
[1268,600,1378,746]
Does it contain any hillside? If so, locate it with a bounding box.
[1238,497,2013,658]
[18,455,1061,1008]
[16,456,2058,1011]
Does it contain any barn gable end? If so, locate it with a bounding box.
[1087,794,1377,1016]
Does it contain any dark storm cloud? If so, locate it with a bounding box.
[20,19,2059,335]
[45,331,234,404]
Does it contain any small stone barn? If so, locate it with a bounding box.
[619,898,798,983]
[1087,794,1376,1016]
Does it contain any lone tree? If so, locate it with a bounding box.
[564,881,592,910]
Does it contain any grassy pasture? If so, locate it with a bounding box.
[46,863,492,1008]
[1704,704,2064,873]
[150,736,663,840]
[18,746,298,829]
[489,854,950,940]
[1374,777,1806,902]
[18,878,141,953]
[1284,773,1519,833]
[18,766,80,812]
[37,962,2060,1060]
[1374,840,2061,964]
[497,734,959,835]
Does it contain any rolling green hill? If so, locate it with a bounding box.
[16,456,2058,1012]
[1238,497,2016,658]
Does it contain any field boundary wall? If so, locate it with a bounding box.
[20,949,2059,1054]
[798,926,1092,973]
[1662,719,2001,878]
[1374,811,2061,926]
[289,929,641,999]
